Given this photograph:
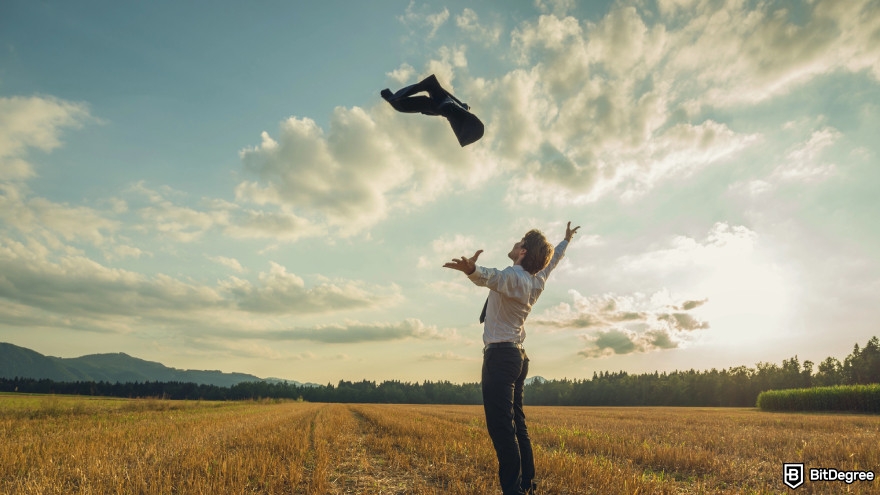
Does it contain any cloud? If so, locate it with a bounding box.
[616,222,759,276]
[479,0,878,205]
[646,0,880,108]
[0,186,120,247]
[593,222,794,347]
[578,327,680,358]
[0,95,91,181]
[534,0,576,17]
[678,299,708,311]
[534,289,710,358]
[249,318,450,344]
[0,237,401,336]
[106,244,147,261]
[486,8,762,205]
[418,233,479,269]
[220,262,401,315]
[0,237,223,322]
[420,351,473,361]
[455,8,502,46]
[223,208,323,242]
[425,279,485,303]
[772,127,841,182]
[387,64,416,85]
[0,95,122,254]
[0,298,123,334]
[236,96,488,237]
[127,182,323,244]
[208,255,245,273]
[399,2,450,38]
[728,179,775,197]
[657,312,709,331]
[131,184,230,243]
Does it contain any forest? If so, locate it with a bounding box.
[2,337,878,407]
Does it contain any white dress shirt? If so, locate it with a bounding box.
[467,240,568,346]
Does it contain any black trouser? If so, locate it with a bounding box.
[482,347,535,495]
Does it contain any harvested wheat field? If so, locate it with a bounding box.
[1,395,878,494]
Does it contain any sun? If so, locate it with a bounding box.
[695,245,795,349]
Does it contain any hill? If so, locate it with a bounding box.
[0,342,315,388]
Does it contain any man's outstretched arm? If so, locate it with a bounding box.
[446,250,528,300]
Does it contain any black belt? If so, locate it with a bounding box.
[484,342,524,352]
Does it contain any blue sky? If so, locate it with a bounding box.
[1,0,879,384]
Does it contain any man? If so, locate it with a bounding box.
[443,222,580,495]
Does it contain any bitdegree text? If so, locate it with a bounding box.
[810,468,875,484]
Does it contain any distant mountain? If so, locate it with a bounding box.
[0,342,317,388]
[525,376,547,385]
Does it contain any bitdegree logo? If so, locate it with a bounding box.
[784,463,875,490]
[810,468,875,484]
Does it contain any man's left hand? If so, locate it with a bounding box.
[443,250,483,275]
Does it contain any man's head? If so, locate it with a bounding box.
[508,229,554,275]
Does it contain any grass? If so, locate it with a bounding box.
[1,395,878,493]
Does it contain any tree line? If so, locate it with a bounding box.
[2,337,877,407]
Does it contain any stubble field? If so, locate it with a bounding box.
[1,394,878,494]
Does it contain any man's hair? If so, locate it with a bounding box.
[520,229,554,275]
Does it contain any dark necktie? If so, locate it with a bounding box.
[479,297,488,323]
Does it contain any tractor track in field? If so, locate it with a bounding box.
[329,405,426,494]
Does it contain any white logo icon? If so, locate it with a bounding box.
[784,463,805,490]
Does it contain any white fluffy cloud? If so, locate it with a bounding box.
[616,222,759,276]
[772,127,841,182]
[489,6,764,205]
[456,8,502,46]
[0,237,221,322]
[0,186,120,247]
[663,0,880,105]
[0,95,120,252]
[417,233,479,269]
[534,0,575,17]
[399,2,450,38]
[0,95,91,181]
[488,0,876,204]
[220,262,401,315]
[208,255,245,273]
[125,182,323,244]
[534,289,709,358]
[236,98,489,237]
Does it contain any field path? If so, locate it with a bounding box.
[300,403,497,493]
[328,406,421,493]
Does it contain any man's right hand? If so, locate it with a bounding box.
[443,250,483,275]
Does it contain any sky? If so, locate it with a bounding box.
[1,0,879,385]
